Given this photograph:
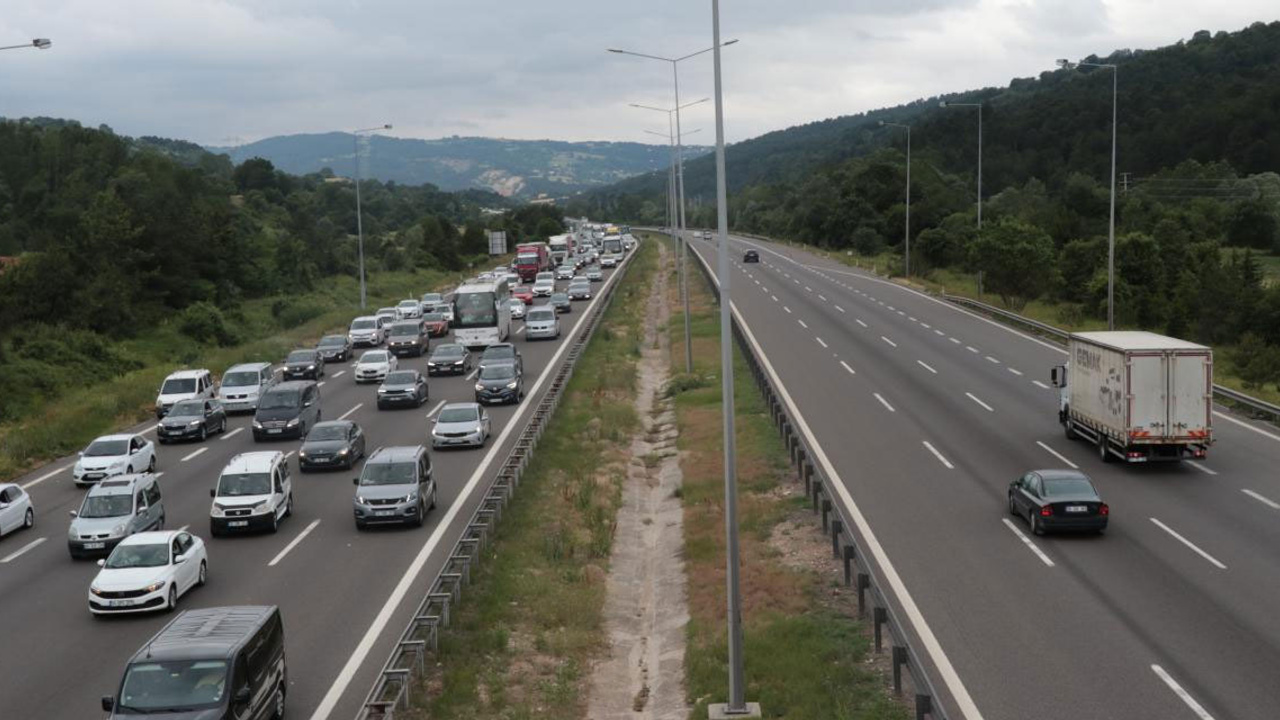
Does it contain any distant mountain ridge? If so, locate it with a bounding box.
[204,133,712,198]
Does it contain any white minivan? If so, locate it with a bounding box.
[209,451,293,535]
[218,362,277,413]
[155,369,216,418]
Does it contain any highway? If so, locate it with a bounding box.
[687,232,1280,720]
[0,257,630,720]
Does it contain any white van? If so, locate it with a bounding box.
[209,451,293,535]
[218,362,277,413]
[155,369,216,418]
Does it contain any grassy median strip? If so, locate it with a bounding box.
[405,240,657,719]
[665,236,907,720]
[0,264,484,482]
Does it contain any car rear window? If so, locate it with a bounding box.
[1042,477,1095,497]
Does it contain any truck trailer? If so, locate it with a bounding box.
[1051,331,1212,463]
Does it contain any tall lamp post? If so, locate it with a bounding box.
[645,126,704,244]
[630,98,709,373]
[0,38,51,52]
[353,124,392,310]
[707,0,758,717]
[879,121,911,277]
[1058,58,1119,330]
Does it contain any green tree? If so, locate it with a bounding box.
[968,218,1055,310]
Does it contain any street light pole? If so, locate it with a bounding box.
[879,121,911,277]
[1058,59,1118,330]
[353,124,392,310]
[643,127,676,238]
[0,38,52,52]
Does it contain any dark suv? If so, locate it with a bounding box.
[253,381,322,440]
[283,349,324,380]
[743,250,759,263]
[387,320,429,357]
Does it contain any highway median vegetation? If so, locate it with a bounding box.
[661,234,906,719]
[404,239,656,718]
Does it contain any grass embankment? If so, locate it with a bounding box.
[0,261,501,482]
[664,236,906,719]
[405,239,658,719]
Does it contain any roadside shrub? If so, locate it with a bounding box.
[664,372,708,397]
[178,301,239,346]
[270,296,329,330]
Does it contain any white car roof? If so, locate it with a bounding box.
[117,530,182,546]
[222,451,284,474]
[360,351,390,360]
[93,433,136,443]
[165,369,210,379]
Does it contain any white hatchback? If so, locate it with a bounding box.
[88,530,207,615]
[0,483,34,537]
[355,350,398,383]
[525,307,561,340]
[532,279,556,297]
[73,434,156,486]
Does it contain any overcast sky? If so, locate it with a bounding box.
[2,1,1276,148]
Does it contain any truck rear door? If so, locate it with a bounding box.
[1169,352,1212,441]
[1128,354,1168,440]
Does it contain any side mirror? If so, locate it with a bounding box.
[136,506,147,515]
[234,686,251,705]
[97,559,106,567]
[69,510,79,518]
[352,477,360,485]
[78,451,85,457]
[174,553,187,564]
[102,696,115,712]
[209,489,217,498]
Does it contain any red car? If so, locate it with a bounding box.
[422,313,450,337]
[511,286,534,305]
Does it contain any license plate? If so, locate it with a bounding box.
[84,542,105,550]
[107,599,134,607]
[376,510,395,517]
[267,429,282,434]
[229,520,249,527]
[1065,505,1088,513]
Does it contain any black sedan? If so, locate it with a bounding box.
[743,250,759,263]
[157,399,227,443]
[317,334,352,362]
[479,343,523,374]
[427,344,472,376]
[549,292,571,314]
[1009,469,1109,535]
[298,420,366,472]
[377,370,429,410]
[475,362,524,405]
[283,349,325,380]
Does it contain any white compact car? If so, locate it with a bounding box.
[524,307,561,340]
[532,279,556,297]
[555,265,576,280]
[396,299,422,319]
[508,298,526,319]
[72,434,156,486]
[88,530,207,615]
[0,483,35,537]
[354,350,399,383]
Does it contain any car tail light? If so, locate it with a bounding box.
[1039,506,1053,517]
[1098,504,1109,516]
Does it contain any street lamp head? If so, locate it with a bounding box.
[383,124,392,129]
[878,120,886,126]
[607,48,624,54]
[33,38,51,49]
[1056,59,1074,69]
[938,101,949,108]
[722,39,739,47]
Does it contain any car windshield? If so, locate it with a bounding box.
[517,253,540,264]
[258,390,299,410]
[423,313,444,322]
[434,345,464,358]
[351,319,376,330]
[84,439,129,457]
[319,336,346,347]
[160,378,196,395]
[398,301,418,308]
[536,273,553,281]
[422,293,442,303]
[1043,477,1096,497]
[389,325,417,337]
[439,406,479,423]
[455,291,497,327]
[528,310,554,321]
[286,351,314,363]
[307,424,348,442]
[118,660,228,712]
[551,294,568,302]
[361,352,389,364]
[222,371,260,387]
[360,461,416,486]
[80,494,132,518]
[168,401,205,417]
[385,371,416,385]
[484,347,515,360]
[105,543,169,569]
[217,472,271,496]
[480,364,515,380]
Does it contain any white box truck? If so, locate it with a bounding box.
[1051,331,1212,463]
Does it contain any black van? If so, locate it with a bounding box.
[253,381,321,441]
[103,605,287,720]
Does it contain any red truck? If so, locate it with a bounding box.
[514,242,551,282]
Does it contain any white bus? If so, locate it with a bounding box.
[451,278,511,348]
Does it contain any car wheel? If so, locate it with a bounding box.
[1007,494,1017,516]
[219,418,227,434]
[200,425,208,441]
[271,683,286,720]
[1030,511,1044,536]
[148,456,156,472]
[284,493,293,518]
[197,560,207,587]
[413,502,425,527]
[1098,436,1110,463]
[166,585,178,612]
[430,486,437,509]
[269,509,280,534]
[1064,418,1077,441]
[355,521,367,532]
[24,507,34,529]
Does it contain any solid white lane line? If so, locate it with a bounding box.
[985,356,1000,364]
[1212,411,1280,444]
[1242,489,1280,509]
[855,319,868,328]
[1149,518,1227,570]
[949,337,961,344]
[783,306,792,314]
[840,361,856,375]
[338,403,363,421]
[426,400,446,418]
[798,319,808,328]
[1186,461,1217,476]
[1035,441,1079,469]
[268,519,321,567]
[181,447,208,462]
[922,441,954,469]
[1007,368,1024,376]
[1032,380,1051,389]
[835,305,845,313]
[333,370,346,378]
[966,345,979,354]
[873,393,895,412]
[0,537,46,563]
[966,393,994,412]
[881,336,897,348]
[220,427,243,441]
[815,337,828,348]
[1151,665,1216,720]
[21,464,73,490]
[1001,519,1055,567]
[917,360,937,374]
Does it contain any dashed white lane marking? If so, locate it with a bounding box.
[805,286,812,292]
[897,311,906,317]
[835,305,845,313]
[985,356,1000,364]
[516,326,526,335]
[771,295,779,302]
[818,294,827,301]
[1007,368,1024,376]
[0,537,46,563]
[922,441,954,469]
[466,368,480,380]
[856,319,868,328]
[426,400,447,419]
[1001,519,1055,567]
[840,361,856,375]
[21,464,74,490]
[917,360,937,374]
[935,329,946,336]
[337,403,364,421]
[1032,380,1051,389]
[219,427,243,441]
[966,393,995,412]
[140,424,159,435]
[1186,461,1217,476]
[181,447,208,462]
[1035,441,1079,469]
[815,337,828,348]
[1242,489,1280,509]
[881,336,897,348]
[284,451,295,460]
[798,319,809,328]
[1151,665,1216,720]
[873,393,895,412]
[949,338,962,344]
[178,525,189,532]
[966,346,979,354]
[783,306,792,314]
[908,316,917,322]
[887,306,896,311]
[333,371,346,378]
[921,322,930,329]
[268,519,322,567]
[1149,518,1227,570]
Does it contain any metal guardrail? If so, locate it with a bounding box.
[680,233,948,720]
[943,294,1280,425]
[355,247,638,719]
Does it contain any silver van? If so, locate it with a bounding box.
[218,362,277,413]
[68,474,165,559]
[352,446,435,529]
